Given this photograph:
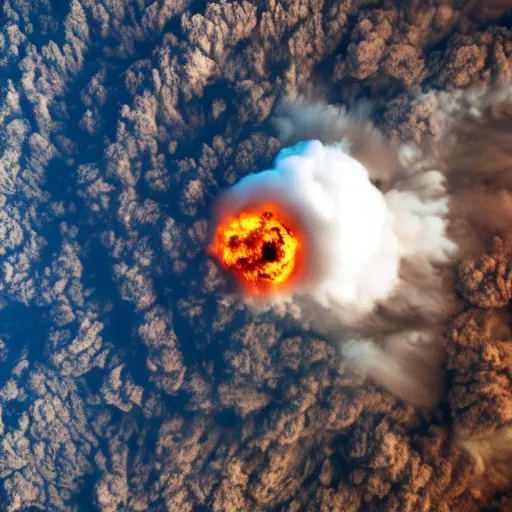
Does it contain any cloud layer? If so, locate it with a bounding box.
[1,0,512,510]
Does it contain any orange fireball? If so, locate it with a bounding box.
[208,205,303,294]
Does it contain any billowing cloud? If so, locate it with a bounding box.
[1,0,512,510]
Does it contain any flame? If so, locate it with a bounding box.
[209,205,302,294]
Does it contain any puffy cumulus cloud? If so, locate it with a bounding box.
[458,237,512,308]
[1,0,512,510]
[0,364,98,511]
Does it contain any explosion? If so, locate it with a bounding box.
[208,205,302,294]
[208,136,460,408]
[208,139,402,308]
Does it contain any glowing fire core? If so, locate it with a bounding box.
[209,206,301,293]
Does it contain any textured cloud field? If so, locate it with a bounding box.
[1,0,512,510]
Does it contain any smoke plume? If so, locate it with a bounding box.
[209,102,465,407]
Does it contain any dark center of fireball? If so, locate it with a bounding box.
[262,242,278,262]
